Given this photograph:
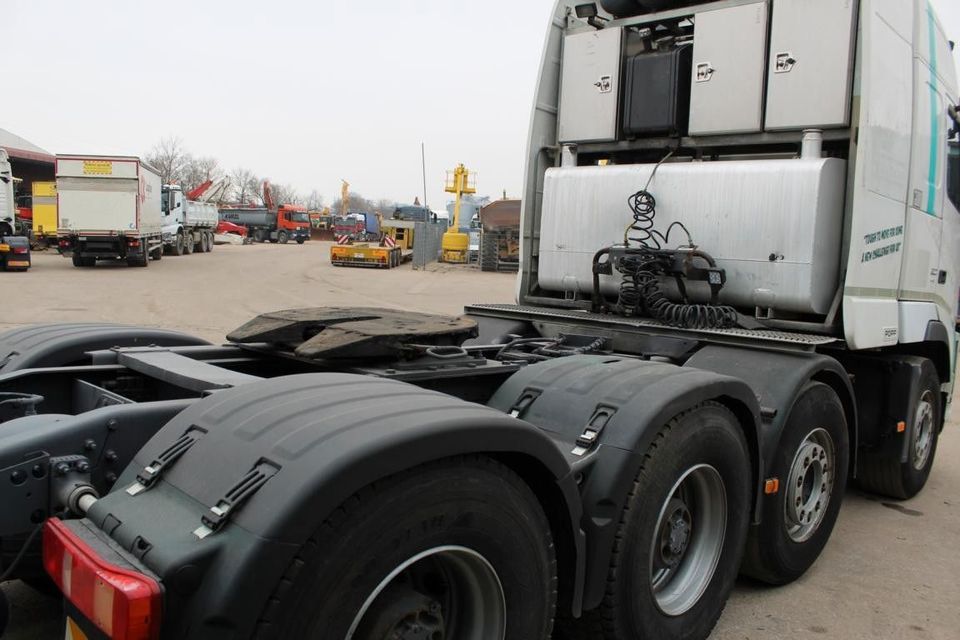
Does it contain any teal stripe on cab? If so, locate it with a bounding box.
[926,2,939,216]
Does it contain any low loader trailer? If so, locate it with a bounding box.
[330,220,414,269]
[0,1,959,639]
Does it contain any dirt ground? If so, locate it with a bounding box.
[2,242,958,639]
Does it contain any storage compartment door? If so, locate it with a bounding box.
[558,27,623,143]
[765,0,857,131]
[688,1,769,136]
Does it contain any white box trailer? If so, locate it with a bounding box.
[56,155,164,267]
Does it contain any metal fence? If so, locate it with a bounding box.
[412,222,445,270]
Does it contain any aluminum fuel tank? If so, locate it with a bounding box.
[538,158,846,315]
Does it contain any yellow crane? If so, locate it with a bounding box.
[441,163,476,263]
[340,180,350,216]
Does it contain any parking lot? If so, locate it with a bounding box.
[2,242,959,639]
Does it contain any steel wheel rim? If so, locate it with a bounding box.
[345,545,506,640]
[784,427,835,543]
[649,464,727,617]
[912,391,936,471]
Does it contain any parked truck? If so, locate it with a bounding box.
[0,2,958,639]
[0,149,31,271]
[161,185,218,255]
[55,155,163,267]
[31,182,58,247]
[218,206,310,244]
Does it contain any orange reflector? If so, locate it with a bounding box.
[764,478,780,494]
[43,518,162,640]
[897,421,906,433]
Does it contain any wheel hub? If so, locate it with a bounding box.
[348,546,505,640]
[649,464,726,617]
[660,498,693,565]
[912,392,935,471]
[784,428,835,543]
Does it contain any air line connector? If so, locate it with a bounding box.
[48,455,99,516]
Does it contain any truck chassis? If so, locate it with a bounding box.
[0,302,946,639]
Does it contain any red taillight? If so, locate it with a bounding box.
[59,239,71,247]
[127,239,141,247]
[43,519,162,640]
[13,247,28,254]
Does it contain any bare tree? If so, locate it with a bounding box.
[305,190,326,211]
[181,156,222,193]
[230,167,260,205]
[375,198,397,216]
[266,182,302,206]
[145,137,190,185]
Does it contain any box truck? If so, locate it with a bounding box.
[56,155,163,267]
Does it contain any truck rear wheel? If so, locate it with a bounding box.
[127,251,148,267]
[254,455,556,640]
[858,361,941,500]
[480,232,499,272]
[741,382,848,584]
[206,231,214,252]
[592,402,750,640]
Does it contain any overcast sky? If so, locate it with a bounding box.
[3,0,960,209]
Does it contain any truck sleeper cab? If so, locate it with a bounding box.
[0,1,958,640]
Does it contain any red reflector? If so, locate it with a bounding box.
[43,519,161,640]
[128,239,141,247]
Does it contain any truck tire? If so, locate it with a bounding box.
[171,232,185,256]
[480,232,499,272]
[206,231,214,252]
[591,402,750,640]
[741,382,848,584]
[296,237,305,245]
[858,361,941,499]
[127,251,148,267]
[254,229,266,243]
[151,245,162,261]
[253,455,557,640]
[184,233,194,255]
[278,230,289,244]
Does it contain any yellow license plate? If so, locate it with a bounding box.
[65,617,89,640]
[7,261,30,267]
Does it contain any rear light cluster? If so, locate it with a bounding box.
[127,238,141,247]
[13,247,28,254]
[59,239,71,248]
[43,518,162,640]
